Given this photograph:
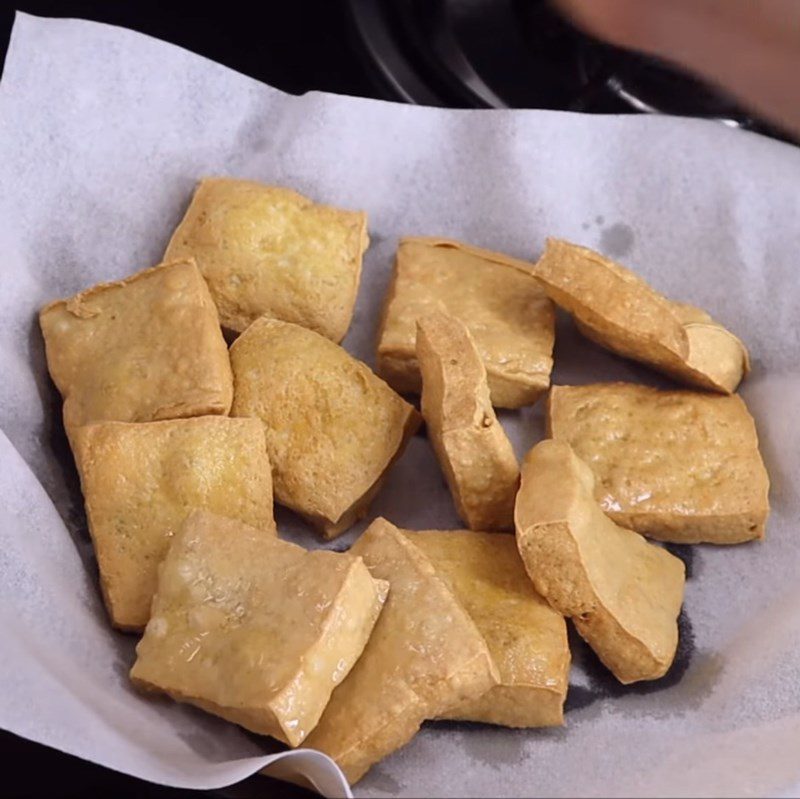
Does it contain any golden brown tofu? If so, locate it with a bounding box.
[548,383,770,544]
[377,237,555,408]
[305,518,498,784]
[407,530,569,727]
[515,440,685,685]
[164,179,368,340]
[416,313,519,530]
[131,510,388,747]
[39,259,232,442]
[530,239,749,393]
[230,318,420,538]
[73,417,275,630]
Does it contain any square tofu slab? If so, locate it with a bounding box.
[416,312,519,530]
[230,318,420,538]
[131,510,388,747]
[40,259,232,441]
[515,439,685,685]
[164,178,368,340]
[73,416,274,630]
[377,237,555,408]
[530,239,749,393]
[305,518,498,784]
[407,530,569,727]
[548,383,770,544]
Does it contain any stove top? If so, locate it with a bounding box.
[346,0,789,139]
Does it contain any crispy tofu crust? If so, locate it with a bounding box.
[72,417,275,630]
[131,511,388,747]
[376,237,555,408]
[305,518,498,784]
[39,259,232,441]
[407,530,569,727]
[530,239,749,393]
[515,440,686,685]
[547,383,770,544]
[230,318,420,538]
[164,178,368,340]
[416,313,519,530]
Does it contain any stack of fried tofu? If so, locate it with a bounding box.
[39,178,769,786]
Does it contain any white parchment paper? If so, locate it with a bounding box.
[1,12,799,799]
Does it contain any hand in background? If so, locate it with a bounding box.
[555,0,800,135]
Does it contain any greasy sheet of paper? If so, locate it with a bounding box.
[1,12,799,799]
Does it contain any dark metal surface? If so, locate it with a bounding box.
[344,0,790,139]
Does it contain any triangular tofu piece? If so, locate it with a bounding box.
[230,319,420,538]
[416,312,519,530]
[73,416,275,630]
[529,239,749,393]
[39,259,233,442]
[130,511,388,748]
[515,440,685,684]
[164,179,368,340]
[376,237,555,408]
[407,530,569,727]
[547,383,770,543]
[305,518,498,784]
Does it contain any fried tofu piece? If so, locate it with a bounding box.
[39,259,233,441]
[530,239,749,393]
[164,179,368,340]
[305,518,498,784]
[416,313,519,530]
[515,440,685,684]
[73,417,275,630]
[407,530,569,727]
[547,383,770,544]
[230,318,420,538]
[377,237,555,408]
[131,510,388,747]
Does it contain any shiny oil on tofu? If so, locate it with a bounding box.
[230,318,420,538]
[72,416,275,630]
[305,518,498,784]
[407,530,569,728]
[164,178,368,340]
[515,440,685,685]
[39,259,232,442]
[548,383,770,544]
[530,239,749,393]
[130,510,387,748]
[416,312,519,530]
[377,237,555,408]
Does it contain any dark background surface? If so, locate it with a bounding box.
[0,1,381,101]
[0,6,361,798]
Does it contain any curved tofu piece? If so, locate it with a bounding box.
[377,237,555,408]
[305,518,498,784]
[548,383,770,544]
[230,318,420,538]
[407,530,569,728]
[416,313,519,530]
[164,179,368,340]
[73,417,275,630]
[131,510,388,747]
[39,259,232,441]
[531,239,749,393]
[515,440,685,685]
